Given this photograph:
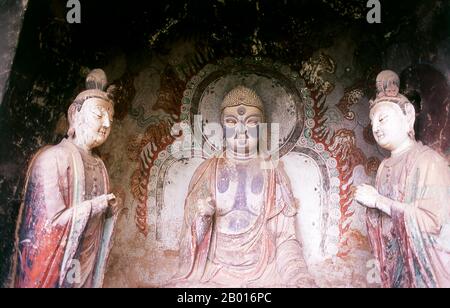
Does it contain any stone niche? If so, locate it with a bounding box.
[0,0,449,288]
[101,52,383,287]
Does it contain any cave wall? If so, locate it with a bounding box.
[0,0,28,105]
[0,0,28,286]
[0,0,449,287]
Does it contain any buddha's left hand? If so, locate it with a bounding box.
[354,184,379,208]
[197,197,216,218]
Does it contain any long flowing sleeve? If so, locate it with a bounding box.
[15,147,81,288]
[172,159,216,282]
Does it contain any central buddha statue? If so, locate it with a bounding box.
[171,86,315,287]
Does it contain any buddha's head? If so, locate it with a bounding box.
[220,86,265,160]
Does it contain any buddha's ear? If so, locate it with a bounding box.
[404,102,416,130]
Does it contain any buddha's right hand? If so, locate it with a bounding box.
[91,193,116,216]
[194,197,215,245]
[197,197,216,218]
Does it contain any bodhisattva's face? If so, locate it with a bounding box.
[370,102,409,152]
[74,97,114,150]
[222,105,263,159]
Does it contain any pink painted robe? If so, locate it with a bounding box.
[13,139,117,288]
[172,157,313,287]
[367,142,450,288]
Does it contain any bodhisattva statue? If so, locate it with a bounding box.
[171,86,315,287]
[13,69,119,288]
[355,70,450,288]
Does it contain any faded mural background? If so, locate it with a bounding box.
[0,0,449,287]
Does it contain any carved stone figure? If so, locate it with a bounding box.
[355,70,450,288]
[172,86,315,287]
[13,69,119,288]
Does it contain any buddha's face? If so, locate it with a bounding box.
[74,97,114,150]
[370,102,409,152]
[222,105,263,159]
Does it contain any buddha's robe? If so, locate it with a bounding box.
[173,157,314,287]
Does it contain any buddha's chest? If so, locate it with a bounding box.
[214,162,266,235]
